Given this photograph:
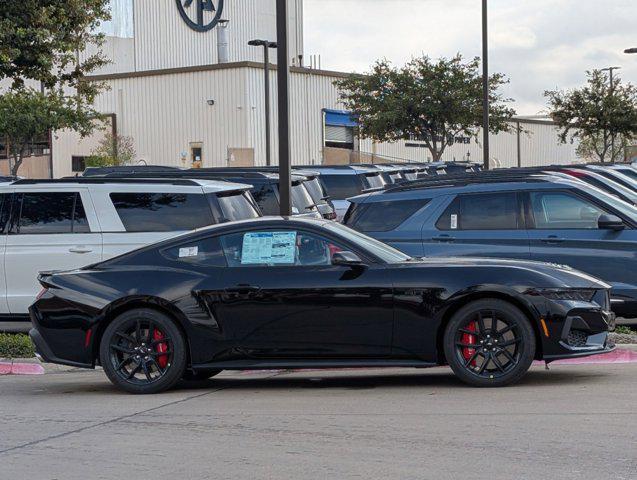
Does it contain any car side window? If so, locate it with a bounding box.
[110,192,214,232]
[219,230,346,267]
[436,192,519,230]
[530,192,607,229]
[346,199,430,232]
[161,237,227,267]
[14,192,90,234]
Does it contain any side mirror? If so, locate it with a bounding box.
[598,214,625,231]
[332,251,366,268]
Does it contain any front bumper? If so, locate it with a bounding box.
[538,295,616,361]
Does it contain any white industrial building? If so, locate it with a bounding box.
[24,0,582,178]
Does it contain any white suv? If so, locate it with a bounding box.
[0,178,258,320]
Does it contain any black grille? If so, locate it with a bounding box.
[567,330,588,347]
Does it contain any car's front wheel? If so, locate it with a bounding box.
[443,299,536,387]
[100,308,187,394]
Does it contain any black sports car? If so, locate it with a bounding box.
[29,218,616,394]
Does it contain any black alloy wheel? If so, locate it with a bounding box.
[100,309,187,394]
[443,299,536,387]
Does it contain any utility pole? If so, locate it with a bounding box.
[601,66,621,162]
[481,0,490,170]
[248,39,278,166]
[276,0,292,216]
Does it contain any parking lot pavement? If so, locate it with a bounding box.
[1,365,636,480]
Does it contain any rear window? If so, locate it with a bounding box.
[363,173,386,189]
[320,174,364,200]
[15,192,90,234]
[437,192,519,230]
[291,183,317,214]
[110,192,214,232]
[216,192,260,221]
[345,199,430,232]
[251,184,279,215]
[303,178,328,204]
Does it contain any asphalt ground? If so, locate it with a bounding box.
[1,363,636,480]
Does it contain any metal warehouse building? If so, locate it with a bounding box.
[43,0,580,178]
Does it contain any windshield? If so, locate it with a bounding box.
[363,173,386,189]
[303,178,328,204]
[325,222,412,263]
[216,192,260,221]
[291,183,318,214]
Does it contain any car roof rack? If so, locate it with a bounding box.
[13,178,205,186]
[384,171,564,193]
[82,165,182,177]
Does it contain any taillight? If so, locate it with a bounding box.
[35,288,48,301]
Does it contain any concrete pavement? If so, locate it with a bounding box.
[0,364,636,480]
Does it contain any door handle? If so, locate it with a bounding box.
[69,246,93,254]
[224,285,261,294]
[540,236,565,244]
[432,235,455,243]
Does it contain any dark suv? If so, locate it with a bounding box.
[345,174,637,321]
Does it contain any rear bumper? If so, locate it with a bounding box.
[29,328,93,369]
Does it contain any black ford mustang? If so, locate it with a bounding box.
[29,218,615,394]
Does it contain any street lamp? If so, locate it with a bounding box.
[481,0,490,170]
[624,48,637,54]
[248,39,278,167]
[275,0,292,216]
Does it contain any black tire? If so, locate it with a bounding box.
[182,369,222,381]
[443,299,536,387]
[99,308,187,394]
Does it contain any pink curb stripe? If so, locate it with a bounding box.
[0,362,45,375]
[534,348,637,366]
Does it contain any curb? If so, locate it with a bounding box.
[0,360,45,376]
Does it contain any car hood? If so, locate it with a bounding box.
[401,256,610,289]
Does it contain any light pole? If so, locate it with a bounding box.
[275,0,292,216]
[601,66,621,162]
[481,0,490,170]
[248,39,278,167]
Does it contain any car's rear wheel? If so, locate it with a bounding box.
[443,299,536,387]
[182,369,222,381]
[100,309,187,394]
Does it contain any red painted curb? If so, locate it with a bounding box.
[534,348,637,366]
[0,362,45,375]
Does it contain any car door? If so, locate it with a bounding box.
[4,189,102,314]
[526,189,637,290]
[422,191,531,259]
[201,227,394,357]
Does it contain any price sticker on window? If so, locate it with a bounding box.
[179,246,199,258]
[241,232,297,265]
[450,214,458,230]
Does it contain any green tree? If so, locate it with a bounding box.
[0,0,111,175]
[334,54,516,162]
[0,0,111,89]
[0,89,101,175]
[86,133,136,168]
[545,70,637,163]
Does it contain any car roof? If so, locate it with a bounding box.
[348,173,588,202]
[3,177,253,193]
[303,165,382,175]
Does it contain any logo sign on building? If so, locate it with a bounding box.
[176,0,225,32]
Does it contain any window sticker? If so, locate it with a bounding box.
[179,246,199,258]
[450,214,458,230]
[241,231,297,265]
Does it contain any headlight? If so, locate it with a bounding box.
[536,289,597,302]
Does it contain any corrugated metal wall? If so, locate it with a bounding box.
[133,0,303,72]
[52,65,581,176]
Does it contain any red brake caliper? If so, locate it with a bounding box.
[461,322,477,367]
[153,329,168,368]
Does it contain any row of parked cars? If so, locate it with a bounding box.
[22,160,626,393]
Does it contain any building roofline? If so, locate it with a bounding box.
[86,61,351,82]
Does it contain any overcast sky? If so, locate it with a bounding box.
[304,0,637,115]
